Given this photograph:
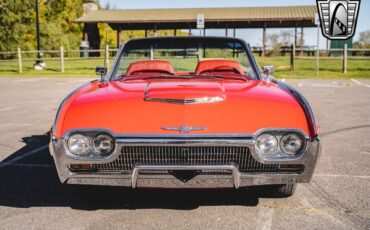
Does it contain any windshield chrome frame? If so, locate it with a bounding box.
[108,36,262,81]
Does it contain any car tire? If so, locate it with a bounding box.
[272,183,297,198]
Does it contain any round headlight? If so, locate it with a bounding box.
[255,133,278,156]
[93,134,115,156]
[67,133,90,156]
[280,133,304,156]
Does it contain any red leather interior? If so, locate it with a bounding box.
[126,60,175,76]
[175,71,191,76]
[195,59,244,75]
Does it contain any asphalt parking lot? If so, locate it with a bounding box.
[0,77,369,229]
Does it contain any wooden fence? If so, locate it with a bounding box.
[291,44,370,73]
[1,44,370,74]
[0,45,118,73]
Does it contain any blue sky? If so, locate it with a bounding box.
[99,0,370,48]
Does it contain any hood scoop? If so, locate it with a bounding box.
[144,82,226,104]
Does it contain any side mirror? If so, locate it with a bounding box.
[96,66,107,82]
[96,66,107,76]
[262,65,275,76]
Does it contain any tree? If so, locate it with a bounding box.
[358,30,370,45]
[266,33,281,56]
[0,0,84,56]
[280,30,293,46]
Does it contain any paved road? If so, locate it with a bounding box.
[0,78,369,229]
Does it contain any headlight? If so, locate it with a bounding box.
[67,133,90,156]
[93,134,115,156]
[255,133,278,156]
[280,133,304,156]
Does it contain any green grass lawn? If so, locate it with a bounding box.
[0,59,110,77]
[0,56,369,78]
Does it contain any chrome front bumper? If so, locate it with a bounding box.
[50,135,321,189]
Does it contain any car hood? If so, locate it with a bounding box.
[57,79,309,137]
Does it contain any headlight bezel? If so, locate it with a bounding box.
[255,133,279,156]
[280,133,305,156]
[63,130,116,159]
[92,133,115,156]
[254,130,307,160]
[66,133,91,157]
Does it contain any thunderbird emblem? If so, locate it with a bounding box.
[161,126,208,133]
[317,0,361,40]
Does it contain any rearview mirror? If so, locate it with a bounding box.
[262,65,275,76]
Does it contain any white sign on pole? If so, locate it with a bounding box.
[315,13,320,26]
[315,13,320,76]
[197,14,205,29]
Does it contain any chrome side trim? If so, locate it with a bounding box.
[144,96,225,104]
[131,165,240,189]
[275,80,318,137]
[52,81,97,137]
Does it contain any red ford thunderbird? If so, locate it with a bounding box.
[50,37,321,197]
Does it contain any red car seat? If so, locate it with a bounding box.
[126,60,175,76]
[195,59,244,75]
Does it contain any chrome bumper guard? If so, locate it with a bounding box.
[132,165,240,188]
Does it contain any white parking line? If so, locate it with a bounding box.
[298,82,344,88]
[351,79,370,88]
[315,173,370,179]
[0,107,14,112]
[0,145,48,169]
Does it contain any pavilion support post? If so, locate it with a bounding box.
[225,25,228,37]
[294,26,298,47]
[116,29,121,48]
[300,25,304,56]
[83,32,88,42]
[188,26,192,35]
[203,28,206,36]
[174,29,177,36]
[145,30,148,38]
[262,23,266,57]
[233,28,236,38]
[154,25,157,37]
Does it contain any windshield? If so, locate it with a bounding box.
[112,37,257,80]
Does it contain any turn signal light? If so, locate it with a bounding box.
[278,164,304,172]
[69,164,93,171]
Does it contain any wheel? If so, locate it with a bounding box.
[272,183,297,198]
[257,183,297,198]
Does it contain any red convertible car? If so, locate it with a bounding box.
[50,37,321,197]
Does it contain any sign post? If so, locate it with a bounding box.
[315,13,320,76]
[197,14,205,35]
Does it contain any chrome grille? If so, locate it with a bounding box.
[92,146,279,173]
